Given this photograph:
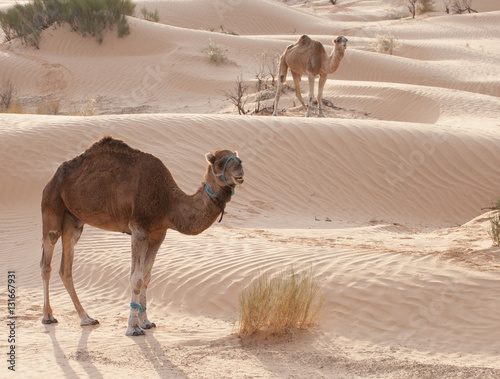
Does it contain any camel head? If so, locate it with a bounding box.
[334,36,348,50]
[205,150,244,188]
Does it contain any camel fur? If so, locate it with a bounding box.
[40,137,244,336]
[273,35,348,117]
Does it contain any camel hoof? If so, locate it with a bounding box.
[272,112,278,116]
[141,321,156,329]
[81,317,99,326]
[126,326,146,336]
[42,317,58,325]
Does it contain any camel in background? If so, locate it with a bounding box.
[40,137,244,336]
[273,35,348,117]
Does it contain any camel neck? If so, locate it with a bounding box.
[328,47,345,73]
[165,166,232,235]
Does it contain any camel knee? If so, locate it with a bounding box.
[131,277,143,295]
[48,230,61,245]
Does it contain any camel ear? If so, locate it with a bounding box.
[234,151,239,158]
[205,153,216,165]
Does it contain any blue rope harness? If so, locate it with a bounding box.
[130,302,146,315]
[204,155,237,223]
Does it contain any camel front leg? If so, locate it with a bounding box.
[41,230,61,324]
[317,74,327,118]
[138,230,166,330]
[126,227,149,336]
[306,73,315,117]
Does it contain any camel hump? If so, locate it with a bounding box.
[90,136,134,153]
[297,34,312,45]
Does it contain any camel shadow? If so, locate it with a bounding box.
[45,324,103,378]
[131,330,188,378]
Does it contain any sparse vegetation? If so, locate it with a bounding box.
[0,78,16,111]
[140,6,160,22]
[224,75,249,115]
[0,0,136,47]
[253,52,279,113]
[37,99,60,115]
[404,0,419,18]
[374,34,400,55]
[79,98,99,116]
[417,0,436,14]
[488,199,500,246]
[451,0,477,13]
[238,266,324,338]
[204,39,228,65]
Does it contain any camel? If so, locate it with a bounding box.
[272,35,348,117]
[40,137,244,336]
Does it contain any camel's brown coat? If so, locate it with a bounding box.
[40,137,244,336]
[273,35,348,117]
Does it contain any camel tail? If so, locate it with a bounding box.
[278,48,290,84]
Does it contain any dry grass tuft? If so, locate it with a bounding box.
[373,34,400,55]
[238,266,324,338]
[489,199,500,246]
[204,40,228,65]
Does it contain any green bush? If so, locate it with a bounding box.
[0,0,136,47]
[140,6,159,22]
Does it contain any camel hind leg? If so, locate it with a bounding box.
[60,212,98,326]
[272,53,289,116]
[41,211,63,324]
[291,71,307,112]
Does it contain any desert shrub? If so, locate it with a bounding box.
[37,98,60,114]
[451,0,477,13]
[204,39,228,65]
[0,78,16,110]
[0,0,136,47]
[418,0,436,13]
[238,266,324,338]
[404,0,419,18]
[490,213,500,246]
[489,199,500,246]
[140,6,159,22]
[374,34,400,55]
[62,0,135,43]
[80,98,98,116]
[224,75,249,115]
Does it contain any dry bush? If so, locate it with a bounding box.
[451,0,477,13]
[418,0,436,13]
[489,199,500,246]
[224,75,249,115]
[80,98,98,116]
[238,266,324,338]
[37,99,60,115]
[204,39,228,65]
[374,34,400,55]
[253,52,279,113]
[404,0,419,18]
[0,78,15,110]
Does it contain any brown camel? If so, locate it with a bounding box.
[272,35,348,117]
[40,137,244,336]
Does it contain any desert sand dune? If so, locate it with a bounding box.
[1,0,500,377]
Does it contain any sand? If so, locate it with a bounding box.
[1,0,500,377]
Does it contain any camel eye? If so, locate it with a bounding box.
[217,161,224,168]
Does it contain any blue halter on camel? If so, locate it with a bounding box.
[204,155,237,222]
